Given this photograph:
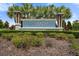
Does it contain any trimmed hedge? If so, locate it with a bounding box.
[0,30,79,38]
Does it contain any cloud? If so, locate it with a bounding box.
[0,3,13,11]
[46,3,53,6]
[66,13,78,23]
[74,3,79,5]
[73,3,79,8]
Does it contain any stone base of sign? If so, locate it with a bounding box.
[15,23,21,30]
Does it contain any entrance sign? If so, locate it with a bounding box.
[13,11,63,30]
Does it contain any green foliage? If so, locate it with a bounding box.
[62,20,66,30]
[56,33,69,40]
[48,33,57,38]
[0,30,79,38]
[31,36,44,47]
[72,22,79,30]
[22,34,33,48]
[73,32,79,38]
[24,32,32,35]
[0,20,4,28]
[2,33,13,41]
[71,41,79,49]
[48,32,75,41]
[12,33,44,48]
[4,21,9,28]
[67,34,75,39]
[66,34,75,43]
[67,21,72,30]
[36,32,45,38]
[56,33,76,41]
[12,35,23,48]
[70,39,79,56]
[1,31,79,55]
[8,4,71,19]
[12,34,30,48]
[0,20,9,29]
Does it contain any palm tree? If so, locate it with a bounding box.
[7,3,33,19]
[21,3,33,18]
[7,4,21,18]
[7,4,72,20]
[35,6,43,19]
[47,4,56,19]
[7,6,14,18]
[55,5,72,19]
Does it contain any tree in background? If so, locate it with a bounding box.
[0,20,4,28]
[62,20,66,30]
[67,21,72,30]
[4,21,9,29]
[72,22,79,30]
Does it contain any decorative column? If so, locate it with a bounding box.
[56,13,63,28]
[14,11,21,30]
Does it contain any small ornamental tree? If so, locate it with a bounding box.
[4,21,9,29]
[67,21,72,30]
[0,20,4,28]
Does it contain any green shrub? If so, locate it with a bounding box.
[12,35,23,48]
[36,32,45,38]
[73,32,79,38]
[23,34,32,48]
[71,42,79,49]
[2,33,13,41]
[24,32,32,35]
[67,34,75,39]
[12,34,44,48]
[17,32,24,36]
[48,33,57,38]
[71,42,79,56]
[2,33,8,39]
[12,34,32,48]
[72,22,79,30]
[31,36,44,47]
[66,34,75,42]
[0,30,79,38]
[56,33,69,40]
[23,34,44,47]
